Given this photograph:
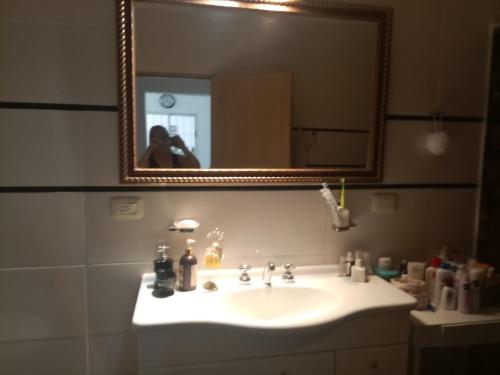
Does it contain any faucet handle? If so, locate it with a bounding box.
[281,263,295,283]
[238,264,251,285]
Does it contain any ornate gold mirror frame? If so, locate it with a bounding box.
[117,0,392,184]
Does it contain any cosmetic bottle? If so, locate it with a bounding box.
[470,268,485,313]
[178,239,198,291]
[351,259,366,283]
[438,246,448,262]
[458,272,472,314]
[399,259,408,276]
[439,279,456,310]
[433,262,453,307]
[425,257,441,303]
[362,251,373,275]
[346,252,355,276]
[338,256,347,276]
[407,262,426,281]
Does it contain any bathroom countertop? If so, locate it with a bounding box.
[132,265,416,330]
[411,307,500,326]
[411,307,500,349]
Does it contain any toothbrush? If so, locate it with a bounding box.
[340,178,346,209]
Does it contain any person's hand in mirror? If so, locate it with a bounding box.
[138,125,200,168]
[169,134,201,168]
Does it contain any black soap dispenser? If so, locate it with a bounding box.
[178,239,198,291]
[152,243,176,298]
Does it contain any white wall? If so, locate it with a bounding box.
[0,0,498,374]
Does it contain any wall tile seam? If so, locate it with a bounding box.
[82,264,91,375]
[85,261,152,268]
[0,264,85,272]
[0,334,86,346]
[88,328,133,337]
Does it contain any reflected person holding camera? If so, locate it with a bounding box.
[138,125,200,168]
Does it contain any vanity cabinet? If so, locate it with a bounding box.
[142,352,335,375]
[336,345,408,375]
[140,345,408,375]
[134,269,415,375]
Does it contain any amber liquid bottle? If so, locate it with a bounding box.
[179,240,198,291]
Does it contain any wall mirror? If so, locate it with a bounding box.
[118,0,392,183]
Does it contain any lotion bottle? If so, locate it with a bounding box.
[178,239,198,291]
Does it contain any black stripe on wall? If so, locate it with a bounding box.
[0,102,484,123]
[386,114,483,123]
[0,102,118,112]
[292,127,369,133]
[0,183,478,193]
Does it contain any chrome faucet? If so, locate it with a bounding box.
[263,261,276,287]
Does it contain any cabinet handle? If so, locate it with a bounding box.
[369,360,379,370]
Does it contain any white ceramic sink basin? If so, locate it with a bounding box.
[133,265,416,330]
[222,287,337,321]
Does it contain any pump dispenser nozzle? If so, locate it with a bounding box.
[157,244,169,260]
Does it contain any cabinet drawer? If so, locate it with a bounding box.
[336,345,408,375]
[142,352,335,375]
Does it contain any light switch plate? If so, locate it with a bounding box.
[110,197,144,219]
[371,193,398,214]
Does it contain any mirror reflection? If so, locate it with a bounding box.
[133,0,381,170]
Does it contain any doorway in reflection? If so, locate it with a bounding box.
[137,76,211,168]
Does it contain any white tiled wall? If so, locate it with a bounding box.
[0,0,498,374]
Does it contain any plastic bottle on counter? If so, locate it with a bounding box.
[438,246,448,263]
[408,261,426,281]
[470,267,485,313]
[425,256,441,303]
[440,282,456,310]
[351,259,367,283]
[399,259,408,277]
[346,252,355,276]
[338,256,347,276]
[458,272,472,314]
[433,262,453,308]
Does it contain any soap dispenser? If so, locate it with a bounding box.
[179,239,198,291]
[154,243,173,272]
[153,243,176,298]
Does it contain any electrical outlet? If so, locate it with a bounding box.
[371,193,398,214]
[110,197,143,219]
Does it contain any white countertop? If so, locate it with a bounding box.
[411,307,500,326]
